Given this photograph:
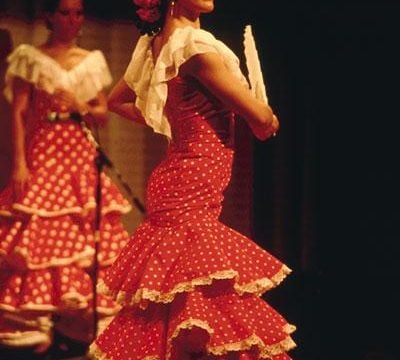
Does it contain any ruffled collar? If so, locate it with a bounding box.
[124,26,247,139]
[4,44,112,103]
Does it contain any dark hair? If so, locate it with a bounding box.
[43,0,62,14]
[43,0,85,29]
[132,0,169,36]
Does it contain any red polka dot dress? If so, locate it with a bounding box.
[89,27,296,359]
[0,45,131,347]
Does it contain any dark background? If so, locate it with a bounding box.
[1,0,399,359]
[239,1,399,359]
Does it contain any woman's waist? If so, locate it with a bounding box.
[146,202,222,227]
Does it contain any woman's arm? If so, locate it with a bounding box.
[107,78,147,126]
[11,77,31,198]
[181,52,279,140]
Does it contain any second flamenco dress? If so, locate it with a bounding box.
[89,27,296,359]
[0,45,131,347]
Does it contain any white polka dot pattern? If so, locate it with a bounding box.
[0,88,130,347]
[90,77,295,359]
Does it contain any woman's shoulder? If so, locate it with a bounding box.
[8,43,41,61]
[164,26,238,61]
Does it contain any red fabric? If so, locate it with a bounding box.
[0,89,130,345]
[91,77,296,359]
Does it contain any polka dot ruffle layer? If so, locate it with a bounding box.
[89,76,296,359]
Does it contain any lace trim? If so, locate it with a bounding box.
[234,265,292,296]
[0,210,12,217]
[1,246,94,270]
[88,343,113,360]
[10,202,131,218]
[99,264,292,307]
[60,292,90,310]
[3,313,52,331]
[1,245,121,270]
[209,334,296,358]
[88,321,295,360]
[0,330,50,347]
[95,304,121,316]
[166,318,214,358]
[90,341,161,360]
[0,300,119,316]
[98,269,238,307]
[169,318,296,359]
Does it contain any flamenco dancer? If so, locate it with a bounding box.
[89,0,296,359]
[0,0,131,355]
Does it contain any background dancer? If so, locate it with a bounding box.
[0,0,131,357]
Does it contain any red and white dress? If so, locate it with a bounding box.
[0,45,131,347]
[89,27,296,359]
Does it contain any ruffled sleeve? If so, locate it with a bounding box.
[124,27,248,138]
[3,44,58,102]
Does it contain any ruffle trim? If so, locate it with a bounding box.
[4,44,112,103]
[6,201,132,218]
[0,292,120,316]
[0,330,50,347]
[89,320,296,360]
[98,265,292,307]
[1,245,122,270]
[3,313,52,331]
[170,318,296,359]
[124,26,248,138]
[0,246,95,270]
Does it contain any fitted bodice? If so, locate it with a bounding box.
[146,77,235,227]
[166,76,233,150]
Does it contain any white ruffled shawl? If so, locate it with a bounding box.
[4,44,112,103]
[124,26,248,138]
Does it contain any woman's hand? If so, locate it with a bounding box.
[52,88,88,114]
[51,88,109,126]
[251,114,280,141]
[12,161,31,200]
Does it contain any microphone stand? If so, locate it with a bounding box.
[67,112,145,340]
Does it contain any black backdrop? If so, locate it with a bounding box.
[1,0,399,358]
